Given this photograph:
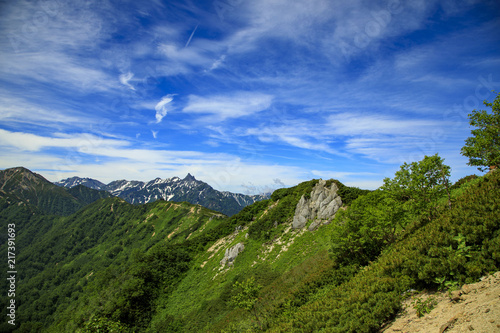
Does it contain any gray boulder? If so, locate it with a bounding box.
[220,242,245,267]
[292,179,342,230]
[292,195,312,229]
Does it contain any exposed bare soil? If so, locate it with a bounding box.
[382,271,500,333]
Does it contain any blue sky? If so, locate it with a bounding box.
[0,0,499,194]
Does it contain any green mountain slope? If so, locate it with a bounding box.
[66,185,112,206]
[0,167,111,216]
[39,179,368,332]
[134,172,498,333]
[267,172,500,332]
[0,194,225,332]
[2,166,499,333]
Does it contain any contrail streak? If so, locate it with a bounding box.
[185,24,199,48]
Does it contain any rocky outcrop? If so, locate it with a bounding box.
[292,179,342,230]
[220,242,245,267]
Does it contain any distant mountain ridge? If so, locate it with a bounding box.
[53,176,107,191]
[56,173,270,216]
[0,167,111,216]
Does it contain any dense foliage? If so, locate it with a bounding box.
[0,195,224,332]
[330,189,401,266]
[381,154,452,220]
[461,92,500,171]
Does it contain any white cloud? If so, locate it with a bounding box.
[155,94,175,123]
[0,94,98,129]
[1,0,106,53]
[0,52,118,93]
[324,112,460,163]
[0,129,230,166]
[155,38,223,75]
[0,129,128,152]
[159,43,207,64]
[119,72,135,90]
[207,54,226,71]
[0,1,121,94]
[0,129,310,193]
[327,113,440,136]
[261,131,341,156]
[235,109,459,163]
[218,0,481,65]
[241,118,346,156]
[183,92,273,122]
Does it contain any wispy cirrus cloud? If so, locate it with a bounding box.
[325,112,462,163]
[0,52,119,93]
[0,129,307,192]
[0,129,127,152]
[225,110,455,162]
[326,113,442,137]
[0,0,120,93]
[119,72,136,90]
[242,120,343,157]
[183,92,273,122]
[0,94,105,132]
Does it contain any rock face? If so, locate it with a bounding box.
[292,179,342,230]
[220,243,245,267]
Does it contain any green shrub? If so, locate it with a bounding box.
[82,315,128,333]
[451,175,478,190]
[330,190,403,266]
[331,179,371,206]
[412,296,437,318]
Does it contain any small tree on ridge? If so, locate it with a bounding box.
[461,92,500,172]
[381,154,451,220]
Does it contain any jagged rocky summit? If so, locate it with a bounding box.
[56,173,269,216]
[292,179,342,230]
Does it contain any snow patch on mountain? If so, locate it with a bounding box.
[55,174,270,216]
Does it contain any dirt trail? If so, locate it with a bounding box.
[382,271,500,333]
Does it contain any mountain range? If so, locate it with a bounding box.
[55,173,269,216]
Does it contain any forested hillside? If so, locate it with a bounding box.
[0,167,111,216]
[1,162,499,332]
[0,193,226,332]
